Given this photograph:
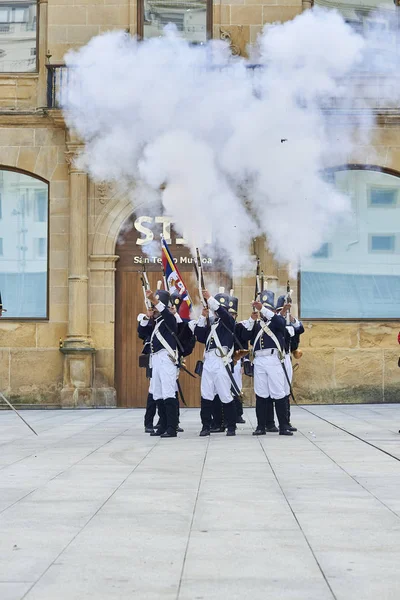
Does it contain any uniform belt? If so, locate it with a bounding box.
[255,348,279,357]
[206,347,229,356]
[151,347,170,356]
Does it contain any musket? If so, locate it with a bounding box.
[260,270,265,293]
[254,257,261,301]
[285,280,292,326]
[161,265,168,291]
[0,391,38,436]
[140,265,152,310]
[194,248,207,308]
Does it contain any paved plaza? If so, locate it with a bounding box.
[0,404,400,600]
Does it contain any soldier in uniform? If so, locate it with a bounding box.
[246,290,293,436]
[194,289,237,437]
[137,306,160,433]
[137,289,179,438]
[275,295,305,432]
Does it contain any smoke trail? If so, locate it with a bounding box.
[62,8,395,270]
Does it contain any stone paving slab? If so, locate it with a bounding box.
[0,405,399,600]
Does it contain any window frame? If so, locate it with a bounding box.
[368,184,398,208]
[298,164,400,322]
[0,165,50,321]
[137,0,213,42]
[0,0,39,74]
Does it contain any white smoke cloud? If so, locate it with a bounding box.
[62,7,397,271]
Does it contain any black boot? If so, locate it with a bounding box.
[200,398,213,436]
[265,398,277,431]
[160,397,178,437]
[175,393,184,432]
[275,397,293,436]
[286,396,297,431]
[234,396,245,423]
[254,395,267,434]
[211,395,223,431]
[150,399,167,436]
[144,393,156,432]
[224,400,236,436]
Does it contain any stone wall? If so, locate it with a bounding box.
[0,117,68,405]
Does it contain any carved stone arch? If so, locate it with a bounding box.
[91,194,133,257]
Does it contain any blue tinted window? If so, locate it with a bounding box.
[370,188,397,206]
[370,235,395,252]
[300,169,400,319]
[0,170,48,318]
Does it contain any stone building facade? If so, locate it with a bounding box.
[0,0,399,407]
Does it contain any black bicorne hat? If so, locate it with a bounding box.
[260,290,275,310]
[215,292,230,308]
[228,295,238,314]
[170,292,183,310]
[275,295,286,311]
[155,290,171,307]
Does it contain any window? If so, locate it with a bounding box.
[369,186,397,206]
[34,190,47,222]
[0,1,37,73]
[370,234,395,253]
[300,168,400,319]
[0,169,48,318]
[34,237,46,257]
[139,0,211,43]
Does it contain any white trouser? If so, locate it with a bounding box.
[233,361,242,393]
[151,350,178,400]
[283,353,293,396]
[253,352,286,400]
[201,351,233,404]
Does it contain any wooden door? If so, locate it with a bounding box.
[115,216,231,407]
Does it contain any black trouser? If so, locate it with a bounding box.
[175,392,181,424]
[155,397,178,435]
[144,393,156,428]
[211,395,223,428]
[234,395,244,420]
[286,396,291,424]
[200,398,213,430]
[274,396,290,432]
[255,394,268,431]
[266,400,276,429]
[223,400,236,432]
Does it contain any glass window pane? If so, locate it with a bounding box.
[0,169,48,318]
[143,0,207,43]
[370,234,395,252]
[369,187,397,206]
[300,169,400,319]
[0,1,37,73]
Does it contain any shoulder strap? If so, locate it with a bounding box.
[253,320,284,361]
[213,327,234,366]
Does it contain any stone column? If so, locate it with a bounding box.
[60,139,96,407]
[37,0,48,107]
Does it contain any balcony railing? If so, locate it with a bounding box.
[45,63,399,112]
[46,64,69,109]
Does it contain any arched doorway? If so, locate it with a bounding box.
[115,213,231,407]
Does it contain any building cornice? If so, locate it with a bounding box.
[0,107,399,129]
